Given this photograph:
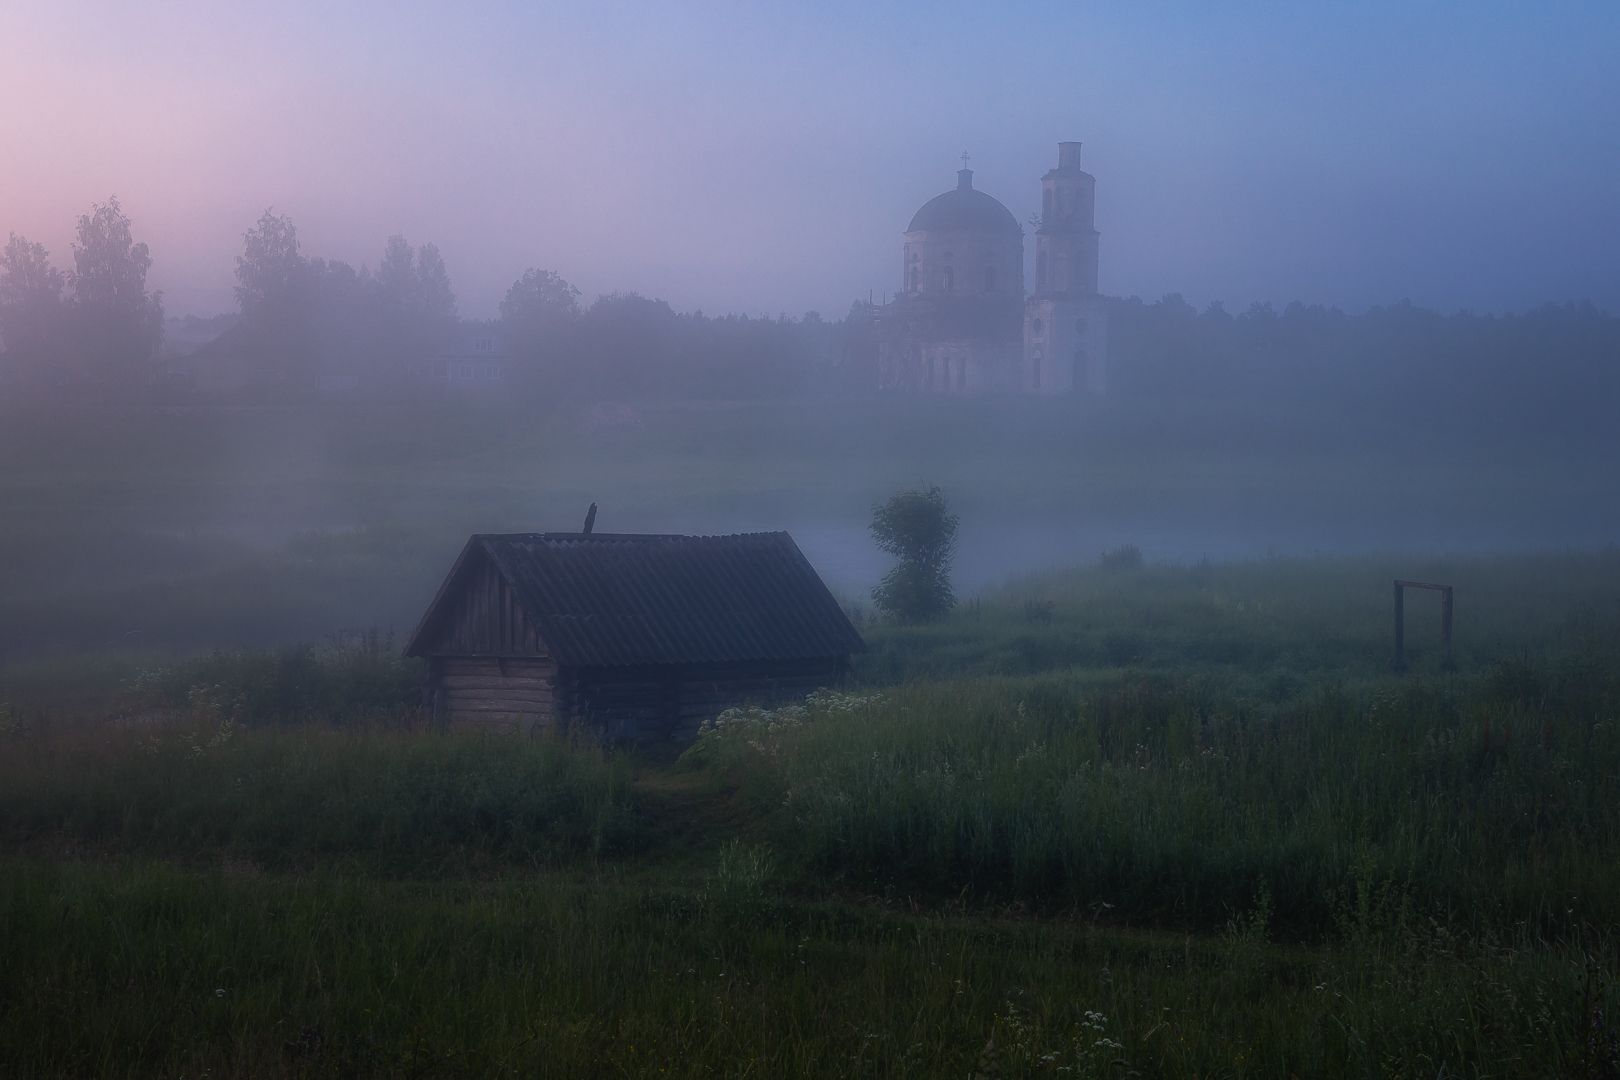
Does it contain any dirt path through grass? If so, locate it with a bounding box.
[629,760,768,869]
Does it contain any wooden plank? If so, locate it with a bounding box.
[438,674,552,689]
[1393,580,1407,672]
[448,717,537,731]
[447,707,551,720]
[450,706,528,720]
[441,654,552,669]
[448,689,549,702]
[1441,586,1455,669]
[442,662,509,676]
[443,691,552,707]
[440,670,554,680]
[450,717,526,731]
[448,703,546,716]
[440,678,552,690]
[441,658,553,670]
[449,707,527,722]
[438,666,552,679]
[438,684,551,697]
[445,691,548,706]
[447,699,552,714]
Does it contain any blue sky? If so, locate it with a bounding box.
[2,1,1616,318]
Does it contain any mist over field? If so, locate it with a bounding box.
[3,6,1617,659]
[4,4,1620,1077]
[2,306,1618,658]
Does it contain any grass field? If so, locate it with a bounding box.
[3,547,1618,1077]
[3,397,1618,1075]
[2,857,1607,1078]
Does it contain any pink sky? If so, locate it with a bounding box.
[4,2,1617,319]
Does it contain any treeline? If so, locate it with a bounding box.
[5,200,1616,413]
[0,202,462,399]
[499,281,867,399]
[1108,293,1620,437]
[225,211,458,384]
[224,209,870,398]
[0,204,871,403]
[0,199,164,396]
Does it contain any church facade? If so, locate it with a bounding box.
[875,142,1107,396]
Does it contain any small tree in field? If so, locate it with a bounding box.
[870,486,958,624]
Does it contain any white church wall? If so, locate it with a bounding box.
[903,229,1024,302]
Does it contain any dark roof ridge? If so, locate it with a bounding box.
[407,529,864,665]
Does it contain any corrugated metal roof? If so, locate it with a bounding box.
[409,531,864,667]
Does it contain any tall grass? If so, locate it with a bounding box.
[0,720,637,870]
[121,631,423,725]
[690,665,1620,935]
[0,630,422,720]
[0,858,1609,1078]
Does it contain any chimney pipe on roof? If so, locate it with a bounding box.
[582,502,597,534]
[1058,141,1083,169]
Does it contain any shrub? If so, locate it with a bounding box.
[124,631,421,726]
[870,486,958,624]
[1097,544,1144,572]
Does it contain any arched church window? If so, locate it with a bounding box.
[1031,317,1043,336]
[942,267,954,292]
[907,266,919,292]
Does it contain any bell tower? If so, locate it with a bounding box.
[1023,141,1107,394]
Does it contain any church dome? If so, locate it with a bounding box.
[906,169,1021,235]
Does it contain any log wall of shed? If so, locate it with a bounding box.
[429,656,557,733]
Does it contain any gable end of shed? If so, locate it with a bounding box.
[406,543,547,657]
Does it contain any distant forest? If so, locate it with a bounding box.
[3,201,1617,438]
[1108,294,1620,444]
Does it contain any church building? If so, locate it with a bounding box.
[875,142,1107,395]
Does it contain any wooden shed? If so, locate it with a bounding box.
[403,531,865,741]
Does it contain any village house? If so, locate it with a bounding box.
[420,325,508,389]
[404,529,864,741]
